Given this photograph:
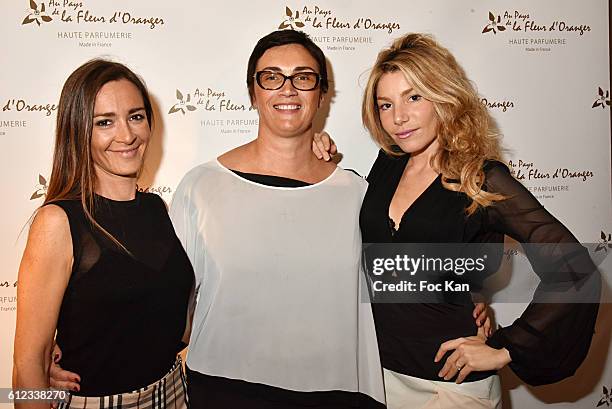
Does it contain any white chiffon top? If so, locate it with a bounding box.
[169,160,385,405]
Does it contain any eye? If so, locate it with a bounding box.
[378,102,392,111]
[295,73,312,81]
[129,113,146,122]
[95,119,112,127]
[409,94,422,102]
[263,72,280,81]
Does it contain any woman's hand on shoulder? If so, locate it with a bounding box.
[472,302,492,338]
[434,336,511,384]
[312,131,337,161]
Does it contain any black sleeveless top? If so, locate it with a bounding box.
[51,192,194,396]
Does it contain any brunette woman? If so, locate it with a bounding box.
[13,59,193,408]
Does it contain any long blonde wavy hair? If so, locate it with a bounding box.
[362,33,505,214]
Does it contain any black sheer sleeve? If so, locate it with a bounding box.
[482,161,600,386]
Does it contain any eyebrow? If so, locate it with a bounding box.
[259,66,317,73]
[376,88,414,101]
[93,107,146,118]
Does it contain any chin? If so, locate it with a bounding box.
[273,127,308,138]
[110,167,140,178]
[394,138,433,154]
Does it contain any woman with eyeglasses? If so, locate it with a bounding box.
[169,30,386,408]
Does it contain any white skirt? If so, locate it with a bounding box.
[383,368,501,409]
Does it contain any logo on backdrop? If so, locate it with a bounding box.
[507,158,595,201]
[592,87,611,109]
[481,97,515,113]
[278,5,400,34]
[137,184,173,199]
[596,231,612,254]
[21,0,164,29]
[278,5,401,53]
[0,98,55,134]
[22,0,53,26]
[168,88,254,116]
[168,90,197,115]
[597,385,611,407]
[481,9,592,53]
[20,0,165,48]
[167,87,258,135]
[0,279,17,313]
[2,98,57,116]
[481,10,591,36]
[28,175,173,201]
[30,174,48,200]
[481,12,506,34]
[279,7,305,30]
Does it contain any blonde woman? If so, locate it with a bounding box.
[315,33,599,408]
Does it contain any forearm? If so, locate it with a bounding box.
[13,354,53,409]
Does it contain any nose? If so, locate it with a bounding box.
[278,77,298,97]
[115,119,137,145]
[394,105,409,126]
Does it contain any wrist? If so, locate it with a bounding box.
[497,347,512,369]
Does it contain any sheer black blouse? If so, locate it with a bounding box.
[360,149,599,385]
[51,192,194,396]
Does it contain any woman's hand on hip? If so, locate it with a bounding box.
[434,336,511,384]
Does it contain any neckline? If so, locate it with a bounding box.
[94,191,140,207]
[214,158,339,191]
[231,170,312,188]
[388,170,441,234]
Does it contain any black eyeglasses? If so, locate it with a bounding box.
[255,71,321,91]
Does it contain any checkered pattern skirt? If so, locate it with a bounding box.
[58,357,188,409]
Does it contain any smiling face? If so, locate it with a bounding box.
[252,44,322,139]
[91,79,150,184]
[376,70,439,156]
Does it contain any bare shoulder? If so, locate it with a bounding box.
[30,204,70,235]
[26,204,72,255]
[19,204,73,285]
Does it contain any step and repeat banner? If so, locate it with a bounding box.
[1,0,610,408]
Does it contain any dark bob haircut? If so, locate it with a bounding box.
[246,30,329,103]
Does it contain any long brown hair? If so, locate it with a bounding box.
[43,59,153,246]
[362,33,505,214]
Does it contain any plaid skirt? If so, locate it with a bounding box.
[58,357,188,409]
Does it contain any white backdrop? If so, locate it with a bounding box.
[1,0,610,408]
